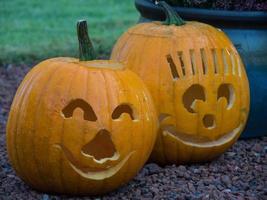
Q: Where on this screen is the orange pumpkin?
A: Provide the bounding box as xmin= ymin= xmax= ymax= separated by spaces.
xmin=111 ymin=1 xmax=250 ymax=165
xmin=6 ymin=20 xmax=157 ymax=195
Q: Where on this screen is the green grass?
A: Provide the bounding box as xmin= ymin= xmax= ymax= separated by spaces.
xmin=0 ymin=0 xmax=138 ymax=64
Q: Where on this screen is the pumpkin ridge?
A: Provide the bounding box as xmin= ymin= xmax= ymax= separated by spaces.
xmin=17 ymin=64 xmax=58 ymax=188
xmin=158 ymin=38 xmax=168 ymax=164
xmin=32 ymin=65 xmax=65 ymax=188
xmin=141 ymin=72 xmax=158 ymax=163
xmin=135 ymin=36 xmax=151 ymax=77
xmin=7 ymin=73 xmax=34 ymax=175
xmin=57 ymin=67 xmax=89 ymax=193
xmin=203 ymin=27 xmax=229 ymax=145
xmin=119 ymin=34 xmax=140 ymax=64
xmin=99 ymin=70 xmax=111 ymax=192
xmin=9 ymin=67 xmax=44 ymax=186
xmin=111 ymin=70 xmax=132 ymax=184
xmin=58 ymin=67 xmax=81 ymax=193
xmin=76 ymin=65 xmax=90 ymax=194
xmin=117 ymin=32 xmax=136 ymax=62
xmin=126 ymin=72 xmax=141 ymax=181
xmin=111 ymin=33 xmax=131 ymax=60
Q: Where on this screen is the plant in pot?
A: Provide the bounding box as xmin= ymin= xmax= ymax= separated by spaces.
xmin=135 ymin=0 xmax=267 ymax=138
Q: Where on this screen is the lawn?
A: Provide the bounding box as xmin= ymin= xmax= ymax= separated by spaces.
xmin=0 ymin=0 xmax=138 ymax=64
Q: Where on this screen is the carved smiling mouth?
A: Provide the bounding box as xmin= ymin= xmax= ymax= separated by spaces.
xmin=55 ymin=144 xmax=135 ymax=180
xmin=162 ymin=123 xmax=243 ymax=148
xmin=54 ymin=129 xmax=135 ymax=180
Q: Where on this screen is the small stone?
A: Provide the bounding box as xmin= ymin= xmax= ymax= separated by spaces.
xmin=151 ymin=186 xmax=159 ymax=194
xmin=177 ymin=165 xmax=187 ymax=172
xmin=188 ymin=183 xmax=196 ymax=193
xmin=221 ymin=175 xmax=231 ymax=188
xmin=7 ymin=174 xmax=16 ymax=178
xmin=254 ymin=152 xmax=260 ymax=157
xmin=192 ymin=168 xmax=200 ymax=174
xmin=129 ymin=188 xmax=141 ymax=197
xmin=216 ymin=184 xmax=224 ymax=191
xmin=211 ymin=189 xmax=220 ymax=199
xmin=252 ymin=143 xmax=263 ymax=153
xmin=6 ymin=64 xmax=13 ymax=71
xmin=202 ymin=194 xmax=210 ymax=200
xmin=145 ymin=163 xmax=161 ymax=175
xmin=42 ymin=194 xmax=49 ymax=200
xmin=184 ymin=172 xmax=191 ymax=180
xmin=223 ymin=189 xmax=232 ymax=193
xmin=226 ymin=152 xmax=236 ymax=157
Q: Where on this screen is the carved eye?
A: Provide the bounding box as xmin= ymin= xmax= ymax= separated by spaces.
xmin=183 ymin=84 xmax=206 ymax=113
xmin=112 ymin=104 xmax=136 ymax=120
xmin=217 ymin=84 xmax=235 ymax=109
xmin=62 ymin=99 xmax=97 ymax=121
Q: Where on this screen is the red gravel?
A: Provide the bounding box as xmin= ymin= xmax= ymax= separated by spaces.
xmin=0 ymin=64 xmax=266 ymax=199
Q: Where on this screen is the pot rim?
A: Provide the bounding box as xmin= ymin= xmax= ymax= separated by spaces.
xmin=135 ymin=0 xmax=267 ymax=23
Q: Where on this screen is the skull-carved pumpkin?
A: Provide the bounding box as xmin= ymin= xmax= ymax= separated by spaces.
xmin=6 ymin=21 xmax=157 ymax=195
xmin=111 ymin=2 xmax=250 ymax=165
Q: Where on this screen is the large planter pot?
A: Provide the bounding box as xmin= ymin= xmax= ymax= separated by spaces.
xmin=135 ymin=0 xmax=267 ymax=138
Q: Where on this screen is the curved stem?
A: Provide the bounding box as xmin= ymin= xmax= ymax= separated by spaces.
xmin=77 ymin=20 xmax=96 ymax=61
xmin=157 ymin=1 xmax=185 ymax=26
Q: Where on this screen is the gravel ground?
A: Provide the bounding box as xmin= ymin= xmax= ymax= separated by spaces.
xmin=0 ymin=64 xmax=267 ymax=200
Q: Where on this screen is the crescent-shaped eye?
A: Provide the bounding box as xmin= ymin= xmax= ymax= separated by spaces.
xmin=62 ymin=99 xmax=97 ymax=121
xmin=112 ymin=104 xmax=136 ymax=120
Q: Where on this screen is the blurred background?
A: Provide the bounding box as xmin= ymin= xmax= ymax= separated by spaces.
xmin=0 ymin=0 xmax=138 ymax=64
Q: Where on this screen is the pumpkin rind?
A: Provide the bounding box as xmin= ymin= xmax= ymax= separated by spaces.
xmin=7 ymin=21 xmax=158 ymax=194
xmin=7 ymin=58 xmax=157 ymax=194
xmin=111 ymin=14 xmax=250 ymax=165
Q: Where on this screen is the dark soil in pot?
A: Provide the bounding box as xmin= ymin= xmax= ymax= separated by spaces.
xmin=164 ymin=0 xmax=267 ymax=11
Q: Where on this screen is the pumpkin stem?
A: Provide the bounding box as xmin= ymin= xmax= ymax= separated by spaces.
xmin=156 ymin=1 xmax=185 ymax=26
xmin=77 ymin=20 xmax=96 ymax=61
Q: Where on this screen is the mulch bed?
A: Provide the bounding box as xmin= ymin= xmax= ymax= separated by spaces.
xmin=0 ymin=64 xmax=266 ymax=199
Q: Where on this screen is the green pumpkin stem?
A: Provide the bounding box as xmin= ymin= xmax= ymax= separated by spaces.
xmin=77 ymin=20 xmax=96 ymax=61
xmin=157 ymin=1 xmax=185 ymax=26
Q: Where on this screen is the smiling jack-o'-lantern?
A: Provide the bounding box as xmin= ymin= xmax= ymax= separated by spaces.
xmin=6 ymin=20 xmax=157 ymax=195
xmin=111 ymin=2 xmax=250 ymax=165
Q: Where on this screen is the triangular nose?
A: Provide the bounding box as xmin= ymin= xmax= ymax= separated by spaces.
xmin=203 ymin=114 xmax=216 ymax=129
xmin=81 ymin=129 xmax=117 ymax=160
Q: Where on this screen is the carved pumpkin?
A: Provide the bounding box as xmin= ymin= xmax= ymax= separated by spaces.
xmin=111 ymin=2 xmax=250 ymax=165
xmin=6 ymin=20 xmax=157 ymax=195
